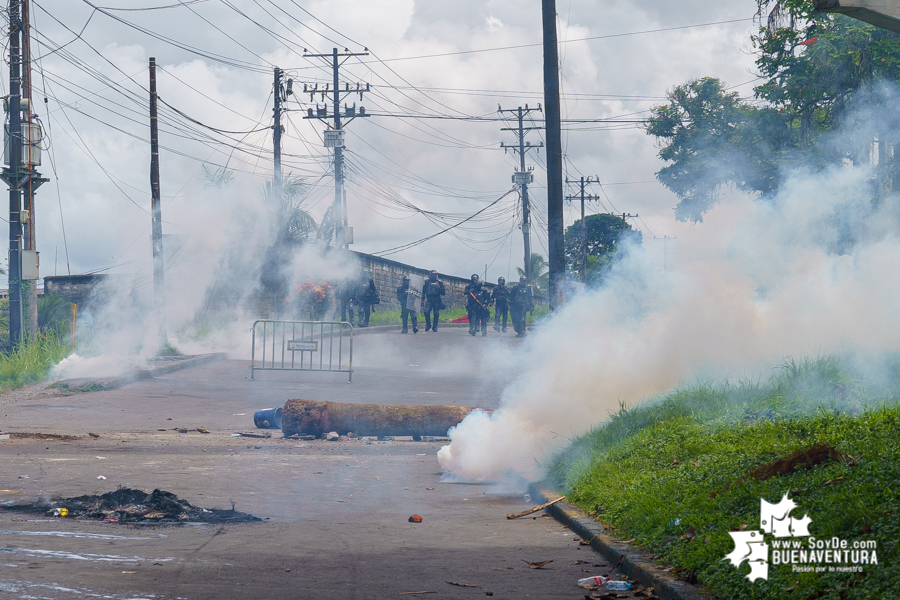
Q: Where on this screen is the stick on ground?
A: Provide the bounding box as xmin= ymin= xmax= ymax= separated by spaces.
xmin=506 ymin=496 xmax=565 ymax=519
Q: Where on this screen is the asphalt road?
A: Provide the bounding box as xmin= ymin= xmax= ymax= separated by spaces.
xmin=0 ymin=328 xmax=638 ymax=599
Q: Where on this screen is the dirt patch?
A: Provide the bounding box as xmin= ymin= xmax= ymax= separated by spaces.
xmin=2 ymin=488 xmax=261 ymax=524
xmin=747 ymin=444 xmax=847 ymax=481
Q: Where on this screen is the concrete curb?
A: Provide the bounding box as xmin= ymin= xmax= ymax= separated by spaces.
xmin=52 ymin=353 xmax=228 ymax=392
xmin=529 ymin=485 xmax=712 ymax=600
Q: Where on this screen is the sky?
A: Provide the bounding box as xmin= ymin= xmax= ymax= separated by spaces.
xmin=10 ymin=0 xmax=763 ymax=286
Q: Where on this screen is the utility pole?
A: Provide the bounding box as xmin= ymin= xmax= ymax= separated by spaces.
xmin=21 ymin=0 xmax=37 ymax=338
xmin=303 ymin=48 xmax=370 ymax=249
xmin=272 ymin=67 xmax=286 ymax=237
xmin=654 ymin=235 xmax=677 ymax=271
xmin=565 ymin=176 xmax=600 ymax=283
xmin=542 ymin=0 xmax=565 ymax=310
xmin=149 ymin=58 xmax=166 ymax=347
xmin=500 ymin=105 xmax=543 ymax=283
xmin=4 ymin=0 xmax=24 ymax=348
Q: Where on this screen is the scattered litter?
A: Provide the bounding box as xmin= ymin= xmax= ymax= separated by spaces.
xmin=416 ymin=453 xmax=426 ymax=456
xmin=824 ymin=476 xmax=845 ymax=485
xmin=233 ymin=432 xmax=271 ymax=439
xmin=17 ymin=476 xmax=27 ymax=480
xmin=1 ymin=488 xmax=261 ymax=524
xmin=96 ymin=456 xmax=106 ymax=460
xmin=232 ymin=413 xmax=246 ymax=416
xmin=399 ymin=592 xmax=437 ymax=596
xmin=408 ymin=514 xmax=423 ymax=523
xmin=88 ymin=432 xmax=100 ymax=438
xmin=578 ymin=575 xmax=610 ymax=588
xmin=419 ymin=436 xmax=450 ymax=442
xmin=254 ymin=408 xmax=283 ymax=429
xmin=523 ymin=560 xmax=553 ymax=569
xmin=382 ymin=436 xmax=414 ymax=441
xmin=0 ymin=490 xmax=23 ymax=494
xmin=166 ymin=418 xmax=172 ymax=420
xmin=0 ymin=434 xmax=9 ymax=440
xmin=446 ymin=581 xmax=479 ymax=588
xmin=196 ymin=427 xmax=210 ymax=434
xmin=425 ymin=487 xmax=434 ymax=491
xmin=325 ymin=431 xmax=340 ymax=441
xmin=51 ymin=508 xmax=69 ymax=517
xmin=507 ymin=496 xmax=565 ymax=519
xmin=668 ymin=518 xmax=681 ymax=527
xmin=121 ymin=571 xmax=137 ymax=574
xmin=282 ymin=434 xmax=316 ymax=440
xmin=605 ymin=580 xmax=632 ymax=591
xmin=97 ymin=476 xmax=107 ymax=480
xmin=158 ymin=429 xmax=167 ymax=432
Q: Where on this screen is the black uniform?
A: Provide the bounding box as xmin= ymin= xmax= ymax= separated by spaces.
xmin=422 ymin=272 xmax=445 ymax=332
xmin=396 ymin=279 xmax=418 ymax=333
xmin=464 ymin=277 xmax=488 ymax=336
xmin=509 ymin=280 xmax=534 ymax=337
xmin=338 ymin=279 xmax=357 ymax=325
xmin=491 ymin=281 xmax=510 ymax=332
xmin=356 ymin=275 xmax=379 ymax=327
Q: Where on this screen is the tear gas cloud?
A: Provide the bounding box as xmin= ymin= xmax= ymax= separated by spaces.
xmin=438 ymin=99 xmax=900 ymax=483
xmin=51 ymin=177 xmax=362 ymax=380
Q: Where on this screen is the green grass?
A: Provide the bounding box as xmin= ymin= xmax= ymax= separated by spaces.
xmin=0 ymin=334 xmax=72 ymax=392
xmin=547 ymin=355 xmax=900 ymax=600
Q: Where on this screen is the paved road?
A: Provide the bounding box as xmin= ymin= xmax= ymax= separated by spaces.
xmin=0 ymin=328 xmax=637 ymax=599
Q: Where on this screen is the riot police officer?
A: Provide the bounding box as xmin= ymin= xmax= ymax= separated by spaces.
xmin=509 ymin=276 xmax=534 ymax=338
xmin=356 ymin=270 xmax=379 ymax=328
xmin=422 ymin=270 xmax=445 ymax=332
xmin=396 ymin=275 xmax=418 ymax=334
xmin=337 ymin=277 xmax=357 ymax=325
xmin=464 ymin=274 xmax=489 ymax=336
xmin=491 ymin=276 xmax=510 ymax=332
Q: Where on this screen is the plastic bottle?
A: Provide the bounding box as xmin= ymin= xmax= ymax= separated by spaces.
xmin=606 ymin=580 xmax=633 ymax=591
xmin=577 ymin=576 xmax=609 ymax=587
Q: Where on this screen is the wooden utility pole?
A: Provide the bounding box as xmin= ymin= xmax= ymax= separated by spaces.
xmin=149 ymin=58 xmax=166 ymax=347
xmin=542 ymin=0 xmax=565 ymax=309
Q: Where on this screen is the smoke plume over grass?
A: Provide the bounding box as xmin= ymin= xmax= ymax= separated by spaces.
xmin=438 ymin=100 xmax=900 ymax=482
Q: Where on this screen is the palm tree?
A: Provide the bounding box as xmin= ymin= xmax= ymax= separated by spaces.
xmin=516 ymin=253 xmax=549 ymax=299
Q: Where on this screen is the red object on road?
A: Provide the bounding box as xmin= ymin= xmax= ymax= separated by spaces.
xmin=408 ymin=514 xmax=423 ymax=523
xmin=450 ymin=315 xmax=469 ymax=323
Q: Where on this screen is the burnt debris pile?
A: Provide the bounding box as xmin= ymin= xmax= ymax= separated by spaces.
xmin=4 ymin=488 xmax=261 ymax=524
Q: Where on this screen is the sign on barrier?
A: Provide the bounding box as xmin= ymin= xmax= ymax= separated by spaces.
xmin=250 ymin=320 xmax=353 ymax=382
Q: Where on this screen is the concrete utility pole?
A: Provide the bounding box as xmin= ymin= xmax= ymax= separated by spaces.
xmin=273 ymin=67 xmax=285 ymax=234
xmin=565 ymin=176 xmax=600 ymax=283
xmin=654 ymin=235 xmax=677 ymax=272
xmin=814 ymin=0 xmax=900 ymax=33
xmin=500 ymin=105 xmax=543 ymax=283
xmin=4 ymin=0 xmax=24 ymax=348
xmin=149 ymin=58 xmax=166 ymax=346
xmin=542 ymin=0 xmax=565 ymax=310
xmin=21 ymin=0 xmax=38 ymax=338
xmin=303 ymin=48 xmax=370 ymax=249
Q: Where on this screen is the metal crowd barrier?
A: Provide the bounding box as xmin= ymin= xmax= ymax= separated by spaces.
xmin=250 ymin=320 xmax=353 ymax=382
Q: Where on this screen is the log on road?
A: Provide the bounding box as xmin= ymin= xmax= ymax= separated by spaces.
xmin=282 ymin=399 xmax=489 ymax=438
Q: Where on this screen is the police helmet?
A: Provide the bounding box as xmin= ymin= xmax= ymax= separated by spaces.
xmin=498 ymin=277 xmax=506 ymax=285
xmin=519 ymin=276 xmax=527 ymax=284
xmin=471 ymin=274 xmax=479 ymax=282
xmin=429 ymin=270 xmax=438 ymax=281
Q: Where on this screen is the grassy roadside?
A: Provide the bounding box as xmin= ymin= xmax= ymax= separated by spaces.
xmin=0 ymin=334 xmax=71 ymax=393
xmin=546 ymin=356 xmax=900 ymax=600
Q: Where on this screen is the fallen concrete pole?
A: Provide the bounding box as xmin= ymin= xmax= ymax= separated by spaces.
xmin=282 ymin=399 xmax=489 ymax=438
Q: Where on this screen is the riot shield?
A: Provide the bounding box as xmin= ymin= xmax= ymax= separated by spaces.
xmin=406 ymin=273 xmax=424 ymax=312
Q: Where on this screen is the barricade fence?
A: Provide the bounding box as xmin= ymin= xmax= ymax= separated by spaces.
xmin=250 ymin=320 xmax=353 ymax=382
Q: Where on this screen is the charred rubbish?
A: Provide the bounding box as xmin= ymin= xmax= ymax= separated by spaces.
xmin=3 ymin=488 xmax=261 ymax=524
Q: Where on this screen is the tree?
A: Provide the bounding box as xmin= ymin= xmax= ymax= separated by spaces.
xmin=645 ymin=78 xmax=790 ymax=221
xmin=646 ymin=3 xmax=900 ymax=221
xmin=516 ymin=253 xmax=549 ymax=299
xmin=564 ymin=213 xmax=641 ymax=283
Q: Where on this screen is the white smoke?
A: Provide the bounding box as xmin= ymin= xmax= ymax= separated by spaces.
xmin=438 ymin=161 xmax=900 ymax=482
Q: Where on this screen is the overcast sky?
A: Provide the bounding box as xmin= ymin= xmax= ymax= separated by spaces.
xmin=12 ymin=0 xmax=762 ymax=285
